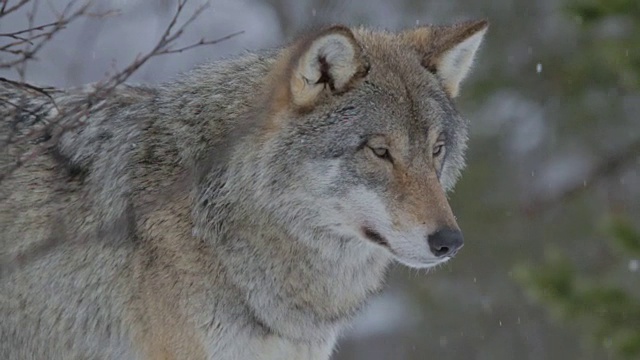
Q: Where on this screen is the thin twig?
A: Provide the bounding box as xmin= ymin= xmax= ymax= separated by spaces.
xmin=0 ymin=0 xmax=31 ymax=18
xmin=0 ymin=21 xmax=59 ymax=37
xmin=0 ymin=77 xmax=59 ymax=102
xmin=160 ymin=31 xmax=244 ymax=55
xmin=0 ymin=0 xmax=97 ymax=70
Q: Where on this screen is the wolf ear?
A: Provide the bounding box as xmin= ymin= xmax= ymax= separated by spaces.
xmin=287 ymin=26 xmax=369 ymax=109
xmin=403 ymin=20 xmax=488 ymax=97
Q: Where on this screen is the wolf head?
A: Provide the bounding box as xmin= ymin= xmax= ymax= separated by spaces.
xmin=213 ymin=21 xmax=487 ymax=270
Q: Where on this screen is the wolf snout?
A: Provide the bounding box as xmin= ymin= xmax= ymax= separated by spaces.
xmin=427 ymin=228 xmax=464 ymax=257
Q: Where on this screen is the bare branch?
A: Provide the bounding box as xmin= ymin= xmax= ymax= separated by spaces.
xmin=524 ymin=139 xmax=640 ymax=215
xmin=82 ymin=1 xmax=240 ymax=95
xmin=1 ymin=0 xmax=242 ymax=182
xmin=0 ymin=0 xmax=31 ymax=18
xmin=0 ymin=76 xmax=58 ymax=101
xmin=0 ymin=21 xmax=59 ymax=37
xmin=159 ymin=31 xmax=244 ymax=55
xmin=0 ymin=0 xmax=114 ymax=71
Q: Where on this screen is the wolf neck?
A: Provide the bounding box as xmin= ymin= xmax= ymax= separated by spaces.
xmin=205 ymin=197 xmax=392 ymax=343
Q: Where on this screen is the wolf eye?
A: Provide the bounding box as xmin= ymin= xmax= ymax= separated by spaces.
xmin=433 ymin=143 xmax=445 ymax=157
xmin=369 ymin=146 xmax=391 ymax=161
xmin=372 ymin=147 xmax=388 ymax=158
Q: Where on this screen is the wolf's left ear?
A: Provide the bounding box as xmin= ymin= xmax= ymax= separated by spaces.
xmin=403 ymin=20 xmax=488 ymax=97
xmin=286 ymin=26 xmax=369 ymax=109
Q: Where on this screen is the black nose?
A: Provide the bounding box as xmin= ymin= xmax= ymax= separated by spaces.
xmin=427 ymin=228 xmax=464 ymax=257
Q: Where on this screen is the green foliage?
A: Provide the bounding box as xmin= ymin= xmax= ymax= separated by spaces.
xmin=568 ymin=0 xmax=640 ymax=23
xmin=608 ymin=218 xmax=640 ymax=257
xmin=516 ymin=0 xmax=640 ymax=357
xmin=516 ymin=219 xmax=640 ymax=358
xmin=565 ymin=0 xmax=640 ymax=92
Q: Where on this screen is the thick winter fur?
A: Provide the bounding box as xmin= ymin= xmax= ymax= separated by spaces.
xmin=0 ymin=20 xmax=488 ymax=359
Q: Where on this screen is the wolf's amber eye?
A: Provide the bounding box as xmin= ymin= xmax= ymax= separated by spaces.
xmin=372 ymin=147 xmax=389 ymax=158
xmin=433 ymin=143 xmax=445 ymax=157
xmin=369 ymin=146 xmax=392 ymax=162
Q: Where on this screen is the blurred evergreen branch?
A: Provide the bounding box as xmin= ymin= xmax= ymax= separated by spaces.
xmin=568 ymin=0 xmax=640 ymax=23
xmin=518 ymin=0 xmax=640 ymax=358
xmin=567 ymin=0 xmax=640 ymax=90
xmin=607 ymin=218 xmax=640 ymax=258
xmin=515 ymin=218 xmax=640 ymax=358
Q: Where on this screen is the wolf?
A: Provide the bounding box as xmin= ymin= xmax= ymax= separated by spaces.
xmin=0 ymin=19 xmax=488 ymax=359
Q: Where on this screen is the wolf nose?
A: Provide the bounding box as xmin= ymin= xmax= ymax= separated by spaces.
xmin=427 ymin=228 xmax=464 ymax=257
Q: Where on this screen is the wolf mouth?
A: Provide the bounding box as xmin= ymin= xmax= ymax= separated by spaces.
xmin=362 ymin=227 xmax=390 ymax=248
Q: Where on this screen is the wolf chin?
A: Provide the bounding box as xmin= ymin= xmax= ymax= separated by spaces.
xmin=0 ymin=20 xmax=488 ymax=359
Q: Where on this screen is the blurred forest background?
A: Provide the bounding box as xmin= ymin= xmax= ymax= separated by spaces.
xmin=1 ymin=0 xmax=638 ymax=359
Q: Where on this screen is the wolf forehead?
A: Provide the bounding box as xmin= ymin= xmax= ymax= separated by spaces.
xmin=289 ymin=28 xmax=467 ymax=140
xmin=352 ymin=28 xmax=446 ymax=93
